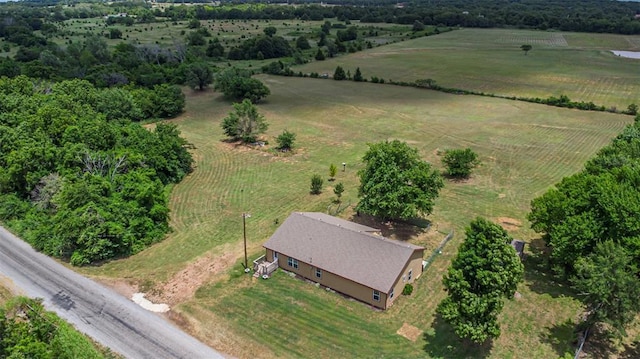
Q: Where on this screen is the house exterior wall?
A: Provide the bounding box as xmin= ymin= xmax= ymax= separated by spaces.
xmin=386 ymin=249 xmax=424 ymax=309
xmin=271 ymin=251 xmax=389 ymax=309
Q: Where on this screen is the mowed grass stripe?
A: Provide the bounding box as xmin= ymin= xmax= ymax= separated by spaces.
xmin=295 ymin=28 xmax=640 ymax=108
xmin=211 ymin=273 xmax=415 ymax=358
xmin=81 ymin=77 xmax=632 ymax=358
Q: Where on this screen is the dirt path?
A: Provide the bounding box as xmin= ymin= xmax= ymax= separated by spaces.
xmin=150 ymin=245 xmax=242 ymax=306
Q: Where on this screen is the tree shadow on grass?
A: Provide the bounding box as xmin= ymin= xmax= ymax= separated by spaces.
xmin=423 ymin=315 xmax=492 ymax=359
xmin=540 ymin=319 xmax=579 ymax=357
xmin=618 ymin=341 xmax=640 ymax=358
xmin=348 ymin=213 xmax=429 ymax=241
xmin=578 ymin=325 xmax=638 ymax=359
xmin=523 ymin=238 xmax=576 ymax=299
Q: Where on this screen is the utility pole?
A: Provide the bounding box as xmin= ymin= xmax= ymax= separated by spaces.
xmin=243 ymin=213 xmax=251 ymax=269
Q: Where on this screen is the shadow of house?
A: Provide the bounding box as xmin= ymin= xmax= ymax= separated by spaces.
xmin=423 ymin=315 xmax=493 ymax=359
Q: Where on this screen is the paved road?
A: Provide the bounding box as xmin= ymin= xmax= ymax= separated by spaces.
xmin=0 ymin=226 xmax=226 ymax=359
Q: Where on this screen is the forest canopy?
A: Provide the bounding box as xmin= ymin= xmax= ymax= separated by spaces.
xmin=0 ymin=76 xmax=193 ymax=265
xmin=528 ymin=118 xmax=640 ymax=275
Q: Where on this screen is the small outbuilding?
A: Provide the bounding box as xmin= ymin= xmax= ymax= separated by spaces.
xmin=260 ymin=212 xmax=424 ymax=310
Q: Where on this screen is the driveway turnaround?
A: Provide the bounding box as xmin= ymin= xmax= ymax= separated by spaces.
xmin=0 ymin=226 xmax=226 ymax=359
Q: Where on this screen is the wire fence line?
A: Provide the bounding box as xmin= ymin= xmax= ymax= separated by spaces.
xmin=327 ymin=201 xmax=351 ymax=216
xmin=574 ymin=326 xmax=590 ymax=359
xmin=423 ymin=230 xmax=454 ymax=271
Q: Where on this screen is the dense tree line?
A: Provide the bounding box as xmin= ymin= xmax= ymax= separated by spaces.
xmin=160 ymin=0 xmax=640 ymax=35
xmin=528 ymin=118 xmax=640 ymax=337
xmin=0 ymin=76 xmax=193 ymax=265
xmin=1 ymin=297 xmax=113 ymax=358
xmin=0 ymin=31 xmax=219 ymax=89
xmin=528 ymin=118 xmax=640 ymax=275
xmin=3 ymin=0 xmax=639 ymax=48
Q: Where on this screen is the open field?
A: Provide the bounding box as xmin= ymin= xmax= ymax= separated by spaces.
xmin=80 ymin=75 xmax=634 ymax=357
xmin=295 ymin=28 xmax=640 ymax=110
xmin=48 ymin=17 xmax=412 ymax=54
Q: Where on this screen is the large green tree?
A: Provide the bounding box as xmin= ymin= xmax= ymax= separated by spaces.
xmin=186 ymin=62 xmax=214 ymax=91
xmin=356 ymin=140 xmax=443 ymax=220
xmin=438 ymin=218 xmax=524 ymax=343
xmin=214 ymin=68 xmax=270 ymax=103
xmin=333 ymin=66 xmax=346 ymax=80
xmin=221 ymin=99 xmax=269 ymax=143
xmin=572 ymin=241 xmax=640 ymax=337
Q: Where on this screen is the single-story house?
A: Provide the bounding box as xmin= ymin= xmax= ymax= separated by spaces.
xmin=261 ymin=212 xmax=424 ymax=310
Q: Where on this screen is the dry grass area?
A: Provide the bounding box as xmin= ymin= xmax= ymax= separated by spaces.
xmin=398 ymin=322 xmax=423 ymax=342
xmin=0 ymin=281 xmax=13 ymax=305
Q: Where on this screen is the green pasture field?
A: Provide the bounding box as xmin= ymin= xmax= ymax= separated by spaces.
xmin=80 ymin=76 xmax=635 ymax=358
xmin=295 ymin=28 xmax=640 ymax=110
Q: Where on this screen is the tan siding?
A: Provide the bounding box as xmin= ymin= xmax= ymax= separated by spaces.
xmin=386 ymin=249 xmax=424 ymax=308
xmin=278 ymin=254 xmax=389 ymax=309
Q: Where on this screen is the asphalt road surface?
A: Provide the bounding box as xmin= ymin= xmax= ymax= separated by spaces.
xmin=0 ymin=225 xmax=226 ymax=359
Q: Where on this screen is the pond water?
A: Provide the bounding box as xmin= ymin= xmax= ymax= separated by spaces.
xmin=611 ymin=50 xmax=640 ymax=59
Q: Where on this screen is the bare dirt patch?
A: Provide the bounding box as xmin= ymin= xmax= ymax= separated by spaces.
xmin=149 ymin=249 xmax=238 ymax=306
xmin=93 ymin=277 xmax=138 ymax=299
xmin=397 ymin=322 xmax=422 ymax=342
xmin=497 ymin=217 xmax=522 ymax=231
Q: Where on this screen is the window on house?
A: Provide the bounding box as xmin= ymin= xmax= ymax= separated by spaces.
xmin=408 ymin=269 xmax=413 ymax=281
xmin=390 ymin=288 xmax=394 ymax=299
xmin=373 ymin=290 xmax=380 ymax=302
xmin=287 ymin=257 xmax=298 ymax=269
xmin=315 ymin=268 xmax=322 ymax=278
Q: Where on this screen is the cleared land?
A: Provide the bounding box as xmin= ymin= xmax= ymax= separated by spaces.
xmin=81 ymin=75 xmax=634 ymax=358
xmin=295 ymin=28 xmax=640 ymax=110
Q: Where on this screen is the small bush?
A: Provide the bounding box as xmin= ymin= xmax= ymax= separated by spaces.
xmin=310 ymin=174 xmax=323 ymax=194
xmin=403 ymin=284 xmax=413 ymax=296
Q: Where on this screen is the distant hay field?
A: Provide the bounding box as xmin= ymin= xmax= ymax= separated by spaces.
xmin=295 ymin=28 xmax=640 ymax=109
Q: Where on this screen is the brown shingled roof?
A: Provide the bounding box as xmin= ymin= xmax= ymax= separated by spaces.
xmin=263 ymin=212 xmax=424 ymax=293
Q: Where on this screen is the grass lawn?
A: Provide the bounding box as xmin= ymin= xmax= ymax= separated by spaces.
xmin=81 ymin=75 xmax=632 ymax=358
xmin=294 ymin=28 xmax=640 ymax=110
